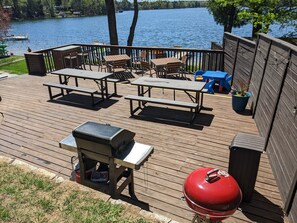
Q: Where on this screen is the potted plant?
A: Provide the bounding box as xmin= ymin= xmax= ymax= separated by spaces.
xmin=231 ymin=79 xmax=251 ymax=112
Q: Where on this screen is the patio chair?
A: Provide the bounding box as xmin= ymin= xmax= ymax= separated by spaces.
xmin=132 ymin=51 xmax=147 ymax=71
xmin=63 ymin=52 xmax=79 ymax=68
xmin=165 ymin=62 xmax=183 ymax=79
xmin=180 ymin=55 xmax=188 ymax=78
xmin=77 ymin=50 xmax=91 ymax=70
xmin=95 ymin=55 xmax=108 ymax=72
xmin=140 ymin=61 xmax=155 ymax=77
xmin=108 ymin=59 xmax=128 ymax=78
xmin=194 ymin=70 xmax=205 ymax=81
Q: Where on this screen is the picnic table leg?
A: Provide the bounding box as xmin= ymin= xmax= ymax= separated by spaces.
xmin=104 ymin=79 xmax=108 ymax=99
xmin=197 ymin=92 xmax=202 ymax=111
xmin=100 ymin=79 xmax=104 ymax=100
xmin=75 ymin=77 xmax=78 ymax=87
xmin=137 ymin=86 xmax=141 ymax=108
xmin=59 ymin=75 xmax=63 ymax=84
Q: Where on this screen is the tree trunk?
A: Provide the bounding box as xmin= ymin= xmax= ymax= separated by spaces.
xmin=252 ymin=23 xmax=262 ymax=38
xmin=127 ymin=0 xmax=138 ymax=47
xmin=251 ymin=4 xmax=262 ymax=38
xmin=224 ymin=5 xmax=236 ymax=33
xmin=105 ymin=0 xmax=118 ymax=48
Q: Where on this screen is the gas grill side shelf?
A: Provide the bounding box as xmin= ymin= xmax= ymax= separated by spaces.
xmin=59 ymin=134 xmax=154 ymax=170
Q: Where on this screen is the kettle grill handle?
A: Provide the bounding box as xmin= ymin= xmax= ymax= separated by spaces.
xmin=205 ymin=168 xmax=219 ymax=182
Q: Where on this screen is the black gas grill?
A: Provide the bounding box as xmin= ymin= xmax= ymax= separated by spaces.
xmin=73 ymin=122 xmax=136 ymax=157
xmin=60 ymin=121 xmax=154 ymax=198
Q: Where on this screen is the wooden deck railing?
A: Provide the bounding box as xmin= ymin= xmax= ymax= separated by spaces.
xmin=27 ymin=44 xmax=224 ymax=75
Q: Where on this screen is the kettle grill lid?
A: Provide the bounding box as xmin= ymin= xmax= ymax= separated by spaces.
xmin=183 ymin=167 xmax=242 ymax=212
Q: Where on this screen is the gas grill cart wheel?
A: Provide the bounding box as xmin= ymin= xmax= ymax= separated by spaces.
xmin=59 ymin=121 xmax=154 ymax=199
xmin=183 ymin=167 xmax=242 ymax=223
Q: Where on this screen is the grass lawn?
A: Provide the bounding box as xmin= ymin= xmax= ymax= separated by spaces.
xmin=0 ymin=56 xmax=28 ymax=75
xmin=0 ymin=162 xmax=150 ymax=223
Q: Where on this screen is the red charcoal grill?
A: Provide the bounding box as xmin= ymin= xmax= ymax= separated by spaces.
xmin=183 ymin=167 xmax=242 ymax=223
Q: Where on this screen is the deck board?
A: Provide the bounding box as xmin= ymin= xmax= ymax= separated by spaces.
xmin=0 ymin=73 xmax=287 ymax=223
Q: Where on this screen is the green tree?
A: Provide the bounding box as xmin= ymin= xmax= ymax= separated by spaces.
xmin=116 ymin=0 xmax=131 ymax=10
xmin=26 ymin=0 xmax=44 ymax=18
xmin=208 ymin=0 xmax=247 ymax=33
xmin=270 ymin=0 xmax=297 ymax=38
xmin=239 ymin=0 xmax=281 ymax=37
xmin=44 ymin=0 xmax=55 ymax=17
xmin=11 ymin=0 xmax=22 ymax=18
xmin=208 ymin=0 xmax=296 ymax=38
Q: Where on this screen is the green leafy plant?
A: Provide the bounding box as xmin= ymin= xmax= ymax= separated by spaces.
xmin=231 ymin=78 xmax=250 ymax=97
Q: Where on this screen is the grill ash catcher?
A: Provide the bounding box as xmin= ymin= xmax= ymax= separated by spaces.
xmin=59 ymin=121 xmax=154 ymax=199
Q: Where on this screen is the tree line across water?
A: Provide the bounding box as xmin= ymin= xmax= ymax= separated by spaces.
xmin=0 ymin=0 xmax=208 ymax=20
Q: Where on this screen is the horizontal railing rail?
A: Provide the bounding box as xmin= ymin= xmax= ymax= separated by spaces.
xmin=32 ymin=44 xmax=224 ymax=74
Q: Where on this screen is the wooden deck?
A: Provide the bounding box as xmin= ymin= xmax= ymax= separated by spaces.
xmin=0 ymin=73 xmax=286 ymax=223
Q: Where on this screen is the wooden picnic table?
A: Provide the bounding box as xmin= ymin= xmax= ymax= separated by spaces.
xmin=126 ymin=77 xmax=206 ymax=122
xmin=51 ymin=68 xmax=113 ymax=101
xmin=103 ymin=54 xmax=131 ymax=63
xmin=103 ymin=54 xmax=132 ymax=72
xmin=150 ymin=57 xmax=181 ymax=77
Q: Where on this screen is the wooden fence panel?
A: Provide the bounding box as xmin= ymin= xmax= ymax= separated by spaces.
xmin=223 ymin=32 xmax=256 ymax=90
xmin=232 ymin=40 xmax=255 ymax=91
xmin=226 ymin=33 xmax=297 ymax=221
xmin=249 ymin=37 xmax=271 ymax=111
xmin=266 ymin=49 xmax=297 ymax=220
xmin=223 ymin=33 xmax=237 ymax=76
xmin=254 ymin=40 xmax=291 ymax=139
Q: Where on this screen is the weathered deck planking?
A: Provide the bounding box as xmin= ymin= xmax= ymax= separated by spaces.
xmin=0 ymin=74 xmax=287 ymax=223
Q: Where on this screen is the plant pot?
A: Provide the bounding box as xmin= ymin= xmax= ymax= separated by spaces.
xmin=232 ymin=92 xmax=251 ymax=112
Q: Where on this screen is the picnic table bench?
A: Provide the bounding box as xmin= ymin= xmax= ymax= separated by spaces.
xmin=44 ymin=68 xmax=116 ymax=105
xmin=125 ymin=95 xmax=199 ymax=121
xmin=43 ymin=82 xmax=99 ymax=105
xmin=126 ymin=77 xmax=206 ymax=123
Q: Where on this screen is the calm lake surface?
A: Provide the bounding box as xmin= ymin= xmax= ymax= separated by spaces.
xmin=6 ymin=8 xmax=294 ymax=55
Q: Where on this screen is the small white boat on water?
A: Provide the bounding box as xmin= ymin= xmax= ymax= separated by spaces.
xmin=4 ymin=33 xmax=29 ymax=41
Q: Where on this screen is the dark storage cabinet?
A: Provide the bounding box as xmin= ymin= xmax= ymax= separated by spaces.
xmin=53 ymin=45 xmax=81 ymax=70
xmin=228 ymin=133 xmax=265 ymax=202
xmin=25 ymin=53 xmax=47 ymax=76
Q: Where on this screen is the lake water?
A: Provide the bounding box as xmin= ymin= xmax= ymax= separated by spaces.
xmin=6 ymin=8 xmax=294 ymax=55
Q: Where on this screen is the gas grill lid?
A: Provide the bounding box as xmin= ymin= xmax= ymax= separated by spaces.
xmin=72 ymin=122 xmax=135 ymax=151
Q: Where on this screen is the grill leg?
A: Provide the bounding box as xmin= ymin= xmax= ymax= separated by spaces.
xmin=109 ymin=161 xmax=117 ymax=198
xmin=128 ymin=169 xmax=136 ymax=199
